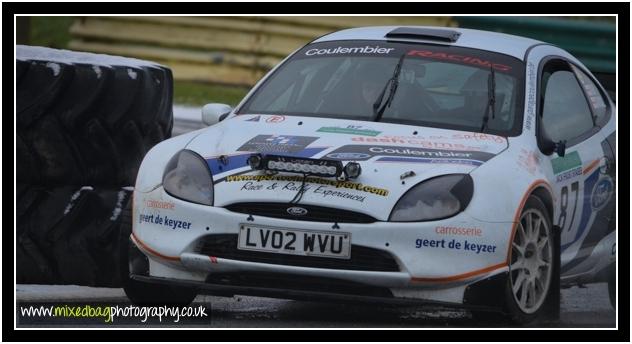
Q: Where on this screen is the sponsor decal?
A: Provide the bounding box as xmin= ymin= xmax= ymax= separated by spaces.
xmin=372 ymin=146 xmax=474 ymax=158
xmin=551 ymin=151 xmax=582 ymax=183
xmin=561 ymin=169 xmax=599 ymax=251
xmin=591 ymin=178 xmax=613 ymax=210
xmin=407 ymin=50 xmax=512 ymax=72
xmin=326 ymin=152 xmax=372 ymax=160
xmin=327 ymin=145 xmax=495 ymax=164
xmin=265 ymin=115 xmax=285 ymax=123
xmin=237 ymin=181 xmax=369 ymax=202
xmin=312 ymin=185 xmax=367 ymax=202
xmin=350 ymin=136 xmax=482 ymax=151
xmin=376 ymin=156 xmax=482 ymax=166
xmin=517 ymin=148 xmax=541 ymax=176
xmin=287 ymin=206 xmax=308 ymax=216
xmin=305 ymin=46 xmax=395 ymax=56
xmin=561 ymin=168 xmax=615 ymax=271
xmin=138 ymin=213 xmax=191 ymax=230
xmin=144 ymin=199 xmax=175 ymax=210
xmin=237 ymin=135 xmax=318 ymax=154
xmin=240 ymin=182 xmax=265 ymax=191
xmin=318 ymin=126 xmax=381 ymax=137
xmin=435 ymin=226 xmax=483 ymax=237
xmin=415 ymin=238 xmax=497 ymax=254
xmin=225 ymin=174 xmax=389 ymax=198
xmin=525 ymin=61 xmax=536 ymax=131
xmin=450 ymin=133 xmax=505 ymax=144
xmin=245 ymin=115 xmax=261 ymax=122
xmin=571 ymin=65 xmax=607 ymax=112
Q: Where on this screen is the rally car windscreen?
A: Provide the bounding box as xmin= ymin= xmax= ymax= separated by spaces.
xmin=238 ymin=40 xmax=526 ymax=136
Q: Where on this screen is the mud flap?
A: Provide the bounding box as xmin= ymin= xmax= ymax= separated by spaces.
xmin=543 ymin=225 xmax=561 ymax=321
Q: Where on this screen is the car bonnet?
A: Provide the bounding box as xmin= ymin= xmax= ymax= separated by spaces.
xmin=185 ymin=114 xmax=508 ymax=220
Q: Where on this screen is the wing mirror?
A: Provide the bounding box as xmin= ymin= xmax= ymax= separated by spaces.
xmin=202 ymin=103 xmax=232 ymax=126
xmin=539 ymin=125 xmax=566 ymax=157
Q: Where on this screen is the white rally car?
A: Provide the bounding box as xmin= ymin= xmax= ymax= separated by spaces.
xmin=121 ymin=26 xmax=616 ymax=324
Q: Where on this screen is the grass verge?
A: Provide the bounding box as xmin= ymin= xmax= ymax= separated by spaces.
xmin=174 ymin=81 xmax=249 ymax=107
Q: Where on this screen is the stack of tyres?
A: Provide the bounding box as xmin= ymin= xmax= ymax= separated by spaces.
xmin=16 ymin=46 xmax=173 ymax=287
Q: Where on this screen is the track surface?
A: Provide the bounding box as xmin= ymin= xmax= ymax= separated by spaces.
xmin=16 ymin=283 xmax=615 ymax=327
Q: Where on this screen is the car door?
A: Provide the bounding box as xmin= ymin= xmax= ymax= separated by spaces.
xmin=563 ymin=63 xmax=617 ymax=277
xmin=536 ymin=58 xmax=611 ymax=277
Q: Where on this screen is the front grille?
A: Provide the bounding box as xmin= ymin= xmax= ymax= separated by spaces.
xmin=197 ymin=234 xmax=400 ymax=272
xmin=225 ymin=202 xmax=377 ymax=224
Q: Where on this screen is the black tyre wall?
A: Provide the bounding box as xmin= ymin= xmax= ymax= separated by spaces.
xmin=16 ymin=48 xmax=173 ymax=186
xmin=16 ymin=184 xmax=133 ymax=286
xmin=16 ymin=46 xmax=173 ymax=286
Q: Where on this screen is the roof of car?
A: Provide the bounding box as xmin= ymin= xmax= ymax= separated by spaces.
xmin=313 ymin=26 xmax=547 ymax=60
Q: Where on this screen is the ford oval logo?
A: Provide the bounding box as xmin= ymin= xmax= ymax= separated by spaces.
xmin=591 ymin=178 xmax=613 ymax=210
xmin=287 ymin=206 xmax=308 ymax=216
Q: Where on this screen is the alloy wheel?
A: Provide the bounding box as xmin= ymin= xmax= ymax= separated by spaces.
xmin=510 ymin=208 xmax=553 ymax=314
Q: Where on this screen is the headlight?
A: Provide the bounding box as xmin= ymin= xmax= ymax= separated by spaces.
xmin=389 ymin=174 xmax=473 ymax=222
xmin=162 ymin=150 xmax=213 ymax=205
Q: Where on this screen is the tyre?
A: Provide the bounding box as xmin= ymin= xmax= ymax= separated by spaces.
xmin=119 ymin=201 xmax=198 ymax=306
xmin=16 ymin=45 xmax=173 ymax=186
xmin=16 ymin=185 xmax=133 ymax=286
xmin=503 ymin=195 xmax=559 ymax=325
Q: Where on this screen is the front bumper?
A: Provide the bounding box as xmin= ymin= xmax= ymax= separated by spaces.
xmin=132 ymin=187 xmax=514 ymax=305
xmin=129 ymin=239 xmax=507 ymax=311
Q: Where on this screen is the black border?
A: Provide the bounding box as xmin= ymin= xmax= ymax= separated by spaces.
xmin=5 ymin=1 xmax=630 ymax=342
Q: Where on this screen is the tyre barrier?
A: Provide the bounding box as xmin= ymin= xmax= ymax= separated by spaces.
xmin=16 ymin=46 xmax=173 ymax=286
xmin=16 ymin=45 xmax=173 ymax=186
xmin=16 ymin=185 xmax=133 ymax=286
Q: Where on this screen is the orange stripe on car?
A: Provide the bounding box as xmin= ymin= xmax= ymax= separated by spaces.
xmin=505 ymin=179 xmax=553 ymax=264
xmin=583 ymin=159 xmax=600 ymax=175
xmin=131 ymin=232 xmax=181 ymax=261
xmin=410 ymin=262 xmax=507 ymax=283
xmin=412 ymin=180 xmax=552 ymax=284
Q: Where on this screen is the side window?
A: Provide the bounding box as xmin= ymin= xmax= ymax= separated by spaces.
xmin=570 ymin=65 xmax=609 ymax=124
xmin=541 ymin=65 xmax=594 ymax=143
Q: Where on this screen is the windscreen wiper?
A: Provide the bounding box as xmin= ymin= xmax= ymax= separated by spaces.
xmin=373 ymin=52 xmax=407 ymax=122
xmin=480 ymin=65 xmax=496 ymax=132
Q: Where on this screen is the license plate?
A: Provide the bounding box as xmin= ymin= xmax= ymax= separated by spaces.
xmin=238 ymin=224 xmax=351 ymax=259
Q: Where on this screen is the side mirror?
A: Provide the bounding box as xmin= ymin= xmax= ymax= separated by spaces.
xmin=202 ymin=103 xmax=232 ymax=126
xmin=555 ymin=140 xmax=566 ymax=157
xmin=539 ymin=125 xmax=566 ymax=157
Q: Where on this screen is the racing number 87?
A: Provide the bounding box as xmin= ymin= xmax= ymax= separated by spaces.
xmin=558 ymin=181 xmax=580 ymax=232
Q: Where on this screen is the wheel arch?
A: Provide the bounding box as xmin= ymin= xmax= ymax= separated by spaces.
xmin=506 ymin=179 xmax=554 ymax=264
xmin=530 ymin=186 xmax=554 ymax=224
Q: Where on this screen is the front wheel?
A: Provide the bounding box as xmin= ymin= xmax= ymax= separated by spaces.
xmin=504 ymin=195 xmax=559 ymax=324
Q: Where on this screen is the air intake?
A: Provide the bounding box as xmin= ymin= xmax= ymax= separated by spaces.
xmin=385 ymin=27 xmax=461 ymax=43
